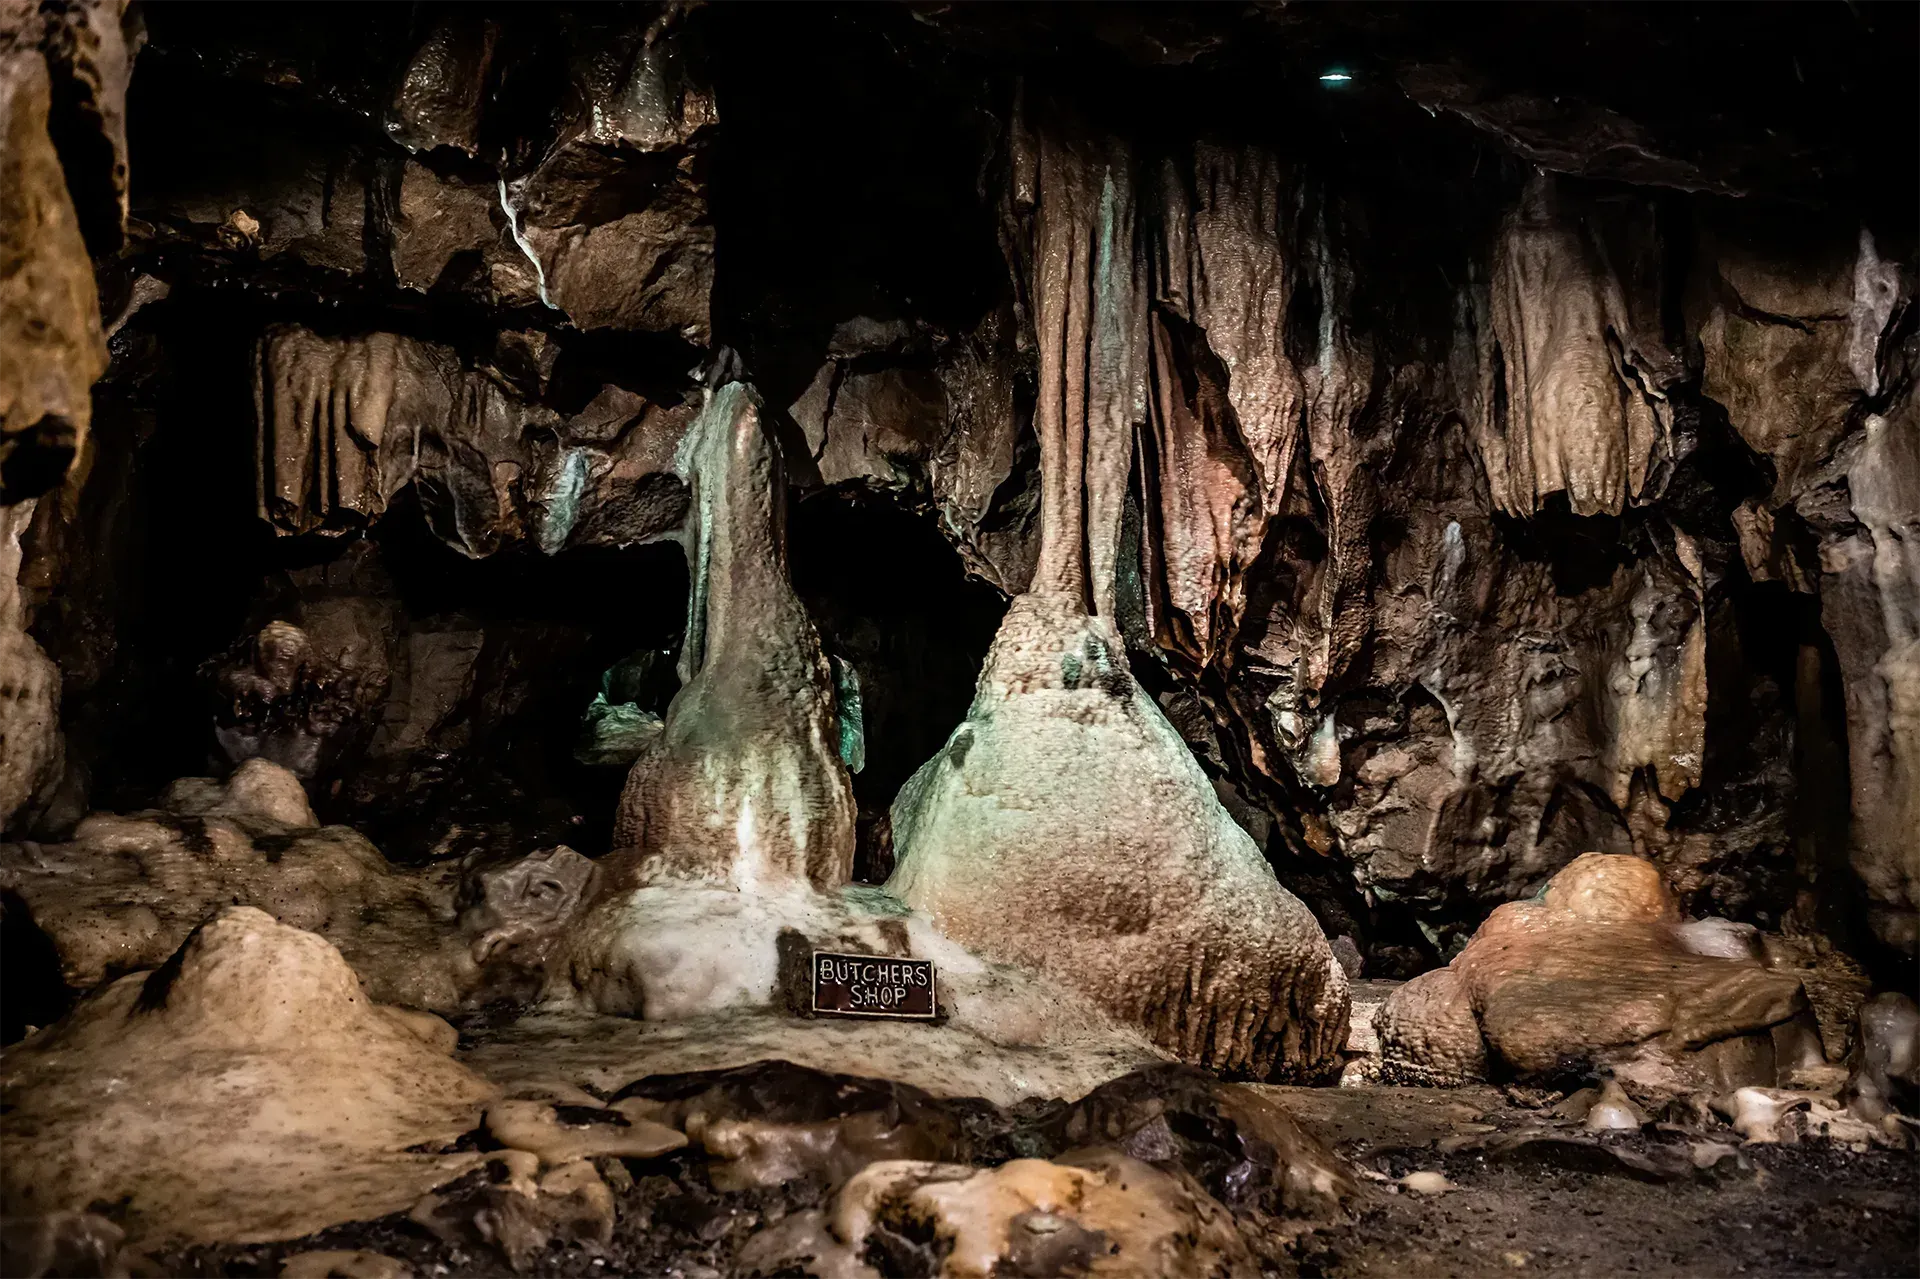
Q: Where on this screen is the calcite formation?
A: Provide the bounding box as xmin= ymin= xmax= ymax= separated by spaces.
xmin=0 ymin=907 xmax=493 ymax=1245
xmin=747 ymin=1153 xmax=1260 ymax=1279
xmin=612 ymin=381 xmax=855 ymax=889
xmin=0 ymin=0 xmax=133 ymax=503
xmin=254 ymin=324 xmax=694 ymax=555
xmin=891 ymin=594 xmax=1349 ymax=1079
xmin=1375 ymin=854 xmax=1850 ymax=1092
xmin=1472 ymin=173 xmax=1679 ymax=518
xmin=0 ymin=501 xmax=60 ymax=828
xmin=0 ymin=11 xmax=1916 ymax=1270
xmin=889 ymin=105 xmax=1349 ymax=1081
xmin=0 ymin=760 xmax=477 ymax=1011
xmin=722 ymin=1060 xmax=1352 ymax=1278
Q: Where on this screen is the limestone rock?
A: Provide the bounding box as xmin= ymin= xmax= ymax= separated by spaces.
xmin=209 ymin=620 xmax=388 ymax=780
xmin=1472 ymin=172 xmax=1677 ymax=518
xmin=0 ymin=907 xmax=493 ymax=1245
xmin=1377 ymin=854 xmax=1815 ymax=1092
xmin=254 ymin=324 xmax=694 ymax=556
xmin=497 ymin=9 xmax=715 ymax=341
xmin=727 ymin=1060 xmax=1352 ymax=1278
xmin=1809 ymin=407 xmax=1920 ymax=954
xmin=1698 ymin=221 xmax=1872 ymax=502
xmin=549 ymin=876 xmax=1158 ymax=1078
xmin=890 ymin=592 xmax=1349 ymax=1080
xmin=612 ymin=382 xmax=855 ymax=888
xmin=1845 ymin=992 xmax=1920 ymax=1123
xmin=0 ymin=28 xmax=107 ymax=502
xmin=0 ymin=763 xmax=476 ymax=1011
xmin=744 ymin=1153 xmax=1257 ymax=1279
xmin=0 ymin=501 xmax=61 ymax=829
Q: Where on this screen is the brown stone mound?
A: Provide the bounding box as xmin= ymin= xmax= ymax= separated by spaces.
xmin=0 ymin=907 xmax=494 ymax=1245
xmin=1377 ymin=853 xmax=1817 ymax=1092
xmin=888 ymin=591 xmax=1349 ymax=1081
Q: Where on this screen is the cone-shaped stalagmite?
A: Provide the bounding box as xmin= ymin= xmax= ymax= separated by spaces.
xmin=612 ymin=381 xmax=855 ymax=890
xmin=887 ymin=106 xmax=1348 ymax=1081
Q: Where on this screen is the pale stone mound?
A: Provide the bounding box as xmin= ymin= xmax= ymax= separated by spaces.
xmin=0 ymin=907 xmax=493 ymax=1246
xmin=1377 ymin=854 xmax=1821 ymax=1093
xmin=887 ymin=592 xmax=1349 ymax=1081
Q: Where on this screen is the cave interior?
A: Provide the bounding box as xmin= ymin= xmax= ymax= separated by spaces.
xmin=0 ymin=3 xmax=1916 ymax=1276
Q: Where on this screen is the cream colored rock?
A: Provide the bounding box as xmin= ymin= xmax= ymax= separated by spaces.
xmin=165 ymin=756 xmax=319 ymax=828
xmin=280 ymin=1251 xmax=411 ymax=1279
xmin=1584 ymin=1080 xmax=1648 ymax=1131
xmin=484 ymin=1098 xmax=685 ymax=1167
xmin=0 ymin=908 xmax=493 ymax=1245
xmin=535 ymin=877 xmax=1167 ymax=1104
xmin=0 ymin=770 xmax=473 ymax=1010
xmin=742 ymin=1153 xmax=1256 ymax=1279
xmin=1474 ymin=172 xmax=1676 ymax=517
xmin=1379 ymin=854 xmax=1810 ymax=1092
xmin=612 ymin=382 xmax=854 ymax=889
xmin=0 ymin=500 xmax=60 ymax=829
xmin=1715 ymin=1087 xmax=1815 ymax=1144
xmin=0 ymin=34 xmax=108 ymax=502
xmin=889 ymin=592 xmax=1348 ymax=1080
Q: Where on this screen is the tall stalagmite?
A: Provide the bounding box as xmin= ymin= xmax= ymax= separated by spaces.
xmin=612 ymin=381 xmax=855 ymax=890
xmin=889 ymin=102 xmax=1350 ymax=1080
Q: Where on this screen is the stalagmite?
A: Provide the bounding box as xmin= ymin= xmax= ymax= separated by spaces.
xmin=889 ymin=106 xmax=1349 ymax=1081
xmin=1823 ymin=407 xmax=1920 ymax=954
xmin=611 ymin=381 xmax=855 ymax=889
xmin=0 ymin=908 xmax=493 ymax=1246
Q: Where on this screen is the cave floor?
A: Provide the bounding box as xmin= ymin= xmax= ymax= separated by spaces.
xmin=1285 ymin=1086 xmax=1916 ymax=1279
xmin=145 ymin=1082 xmax=1916 ymax=1279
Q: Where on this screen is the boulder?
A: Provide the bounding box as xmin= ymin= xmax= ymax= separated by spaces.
xmin=1376 ymin=853 xmax=1825 ymax=1093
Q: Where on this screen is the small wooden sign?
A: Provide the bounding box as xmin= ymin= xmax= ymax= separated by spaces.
xmin=811 ymin=951 xmax=937 ymax=1020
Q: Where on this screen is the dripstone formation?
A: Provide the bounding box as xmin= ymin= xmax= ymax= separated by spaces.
xmin=0 ymin=3 xmax=1916 ymax=1275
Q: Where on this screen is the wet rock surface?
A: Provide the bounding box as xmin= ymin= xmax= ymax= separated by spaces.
xmin=4 ymin=0 xmax=1912 ymax=988
xmin=890 ymin=592 xmax=1350 ymax=1081
xmin=0 ymin=907 xmax=493 ymax=1248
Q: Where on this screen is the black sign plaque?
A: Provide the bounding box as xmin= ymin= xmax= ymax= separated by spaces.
xmin=811 ymin=951 xmax=937 ymax=1019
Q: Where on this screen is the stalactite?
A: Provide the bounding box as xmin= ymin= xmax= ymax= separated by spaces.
xmin=1474 ymin=172 xmax=1678 ymax=517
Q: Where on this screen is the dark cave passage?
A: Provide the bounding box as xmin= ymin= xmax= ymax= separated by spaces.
xmin=791 ymin=492 xmax=1008 ymax=882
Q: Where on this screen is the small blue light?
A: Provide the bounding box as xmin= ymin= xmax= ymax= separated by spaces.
xmin=1320 ymin=71 xmax=1352 ymax=83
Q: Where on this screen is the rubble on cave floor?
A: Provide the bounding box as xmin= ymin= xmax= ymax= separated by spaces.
xmin=2 ymin=874 xmax=1913 ymax=1278
xmin=100 ymin=1071 xmax=1920 ymax=1279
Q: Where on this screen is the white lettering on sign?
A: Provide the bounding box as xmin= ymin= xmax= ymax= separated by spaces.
xmin=810 ymin=951 xmax=937 ymax=1019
